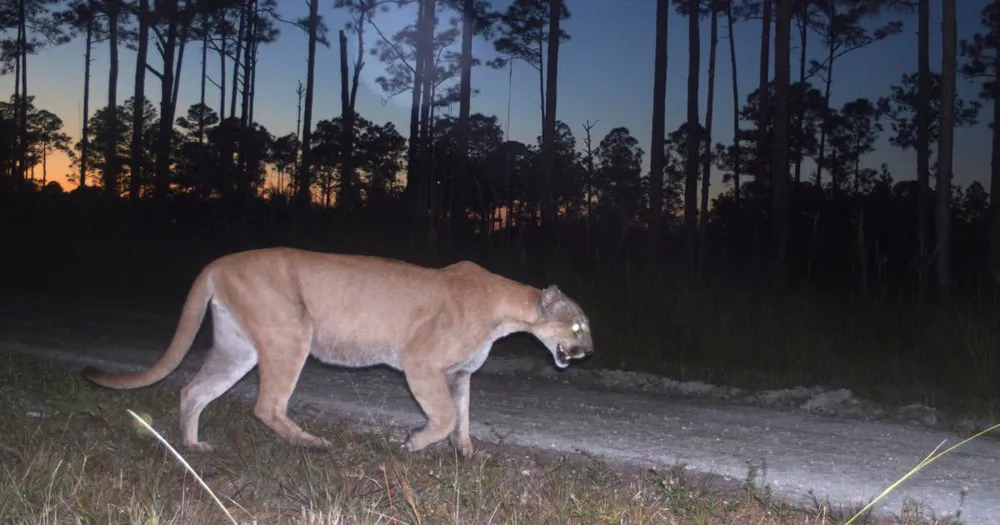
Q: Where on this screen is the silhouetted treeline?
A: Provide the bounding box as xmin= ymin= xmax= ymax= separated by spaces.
xmin=2 ymin=0 xmax=999 ymax=300
xmin=1 ymin=93 xmax=992 ymax=297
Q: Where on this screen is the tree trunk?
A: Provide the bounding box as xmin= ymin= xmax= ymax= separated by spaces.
xmin=989 ymin=39 xmax=1000 ymax=278
xmin=41 ymin=142 xmax=47 ymax=184
xmin=541 ymin=0 xmax=562 ymax=237
xmin=935 ymin=0 xmax=956 ymax=299
xmin=237 ymin=0 xmax=255 ymax=201
xmin=80 ymin=15 xmax=94 ymax=188
xmin=793 ymin=1 xmax=807 ymax=185
xmin=294 ymin=84 xmax=302 ymax=140
xmin=830 ymin=148 xmax=839 ymax=191
xmin=683 ymin=1 xmax=701 ymax=265
xmin=772 ymin=0 xmax=791 ymax=278
xmin=11 ymin=9 xmax=20 ymax=180
xmin=154 ymin=0 xmax=180 ymax=202
xmin=130 ymin=0 xmax=149 ymax=201
xmin=238 ymin=0 xmax=253 ymax=130
xmin=217 ymin=28 xmax=233 ymax=208
xmin=339 ymin=29 xmax=356 ymax=212
xmin=418 ymin=0 xmax=437 ymax=243
xmin=751 ymin=0 xmax=772 ymax=265
xmin=699 ymin=4 xmax=718 ymax=268
xmin=648 ymin=0 xmax=669 ymax=263
xmin=348 ymin=10 xmax=365 ymax=208
xmin=17 ymin=0 xmax=28 ymax=182
xmin=406 ymin=0 xmax=427 ymax=218
xmin=230 ymin=2 xmax=246 ymax=121
xmin=814 ymin=7 xmax=835 ymax=189
xmin=198 ymin=11 xmax=208 ymax=143
xmin=296 ymin=0 xmax=319 ymax=212
xmin=105 ymin=0 xmax=120 ymax=199
xmin=538 ymin=36 xmax=545 ymax=125
xmin=248 ymin=30 xmax=259 ymax=144
xmin=916 ymin=0 xmax=931 ymax=297
xmin=323 ymin=171 xmax=331 ymax=208
xmin=170 ymin=6 xmax=191 ymax=118
xmin=726 ymin=0 xmax=740 ymax=207
xmin=755 ymin=0 xmax=772 ymax=191
xmin=853 ymin=146 xmax=861 ymax=194
xmin=218 ymin=32 xmax=226 ymax=120
xmin=349 ymin=12 xmax=363 ymax=113
xmin=456 ymin=0 xmax=474 ymax=236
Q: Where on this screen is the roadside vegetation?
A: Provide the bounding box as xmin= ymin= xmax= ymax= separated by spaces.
xmin=0 ymin=353 xmax=967 ymax=524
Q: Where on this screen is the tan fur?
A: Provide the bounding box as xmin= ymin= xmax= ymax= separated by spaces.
xmin=82 ymin=247 xmax=594 ymax=457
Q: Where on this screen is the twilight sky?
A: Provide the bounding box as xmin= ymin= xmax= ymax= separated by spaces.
xmin=4 ymin=0 xmax=995 ymax=198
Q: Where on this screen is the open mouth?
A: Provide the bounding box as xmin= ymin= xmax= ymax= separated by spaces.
xmin=556 ymin=344 xmax=571 ymax=366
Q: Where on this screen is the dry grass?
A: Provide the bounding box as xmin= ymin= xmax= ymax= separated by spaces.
xmin=0 ymin=353 xmax=965 ymax=525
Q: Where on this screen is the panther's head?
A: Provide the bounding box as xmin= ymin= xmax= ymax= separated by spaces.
xmin=531 ymin=285 xmax=594 ymax=368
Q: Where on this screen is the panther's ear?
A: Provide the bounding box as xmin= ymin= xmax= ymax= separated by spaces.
xmin=540 ymin=285 xmax=563 ymax=313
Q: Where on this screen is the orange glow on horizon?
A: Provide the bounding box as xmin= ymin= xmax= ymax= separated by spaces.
xmin=28 ymin=150 xmax=76 ymax=190
xmin=33 ymin=149 xmax=375 ymax=208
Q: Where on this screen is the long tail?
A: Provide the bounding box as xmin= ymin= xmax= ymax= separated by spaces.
xmin=82 ymin=266 xmax=215 ymax=390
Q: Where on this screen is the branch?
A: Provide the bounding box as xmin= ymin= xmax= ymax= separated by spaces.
xmin=259 ymin=6 xmax=305 ymax=31
xmin=150 ymin=22 xmax=167 ymax=48
xmin=146 ymin=64 xmax=163 ymax=80
xmin=368 ymin=16 xmax=415 ymax=74
xmin=260 ymin=4 xmax=328 ymax=45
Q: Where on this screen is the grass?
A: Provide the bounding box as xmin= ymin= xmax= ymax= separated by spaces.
xmin=0 ymin=353 xmax=971 ymax=524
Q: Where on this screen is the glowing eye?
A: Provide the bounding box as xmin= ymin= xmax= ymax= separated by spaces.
xmin=571 ymin=323 xmax=581 ymax=333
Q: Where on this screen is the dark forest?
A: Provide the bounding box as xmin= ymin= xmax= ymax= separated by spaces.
xmin=3 ymin=0 xmax=1000 ymax=414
